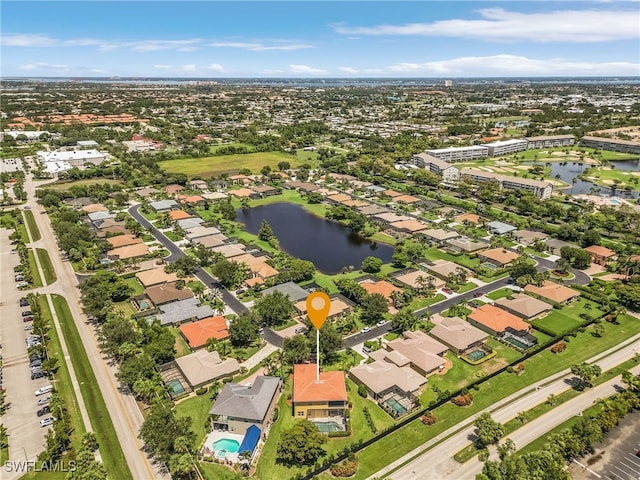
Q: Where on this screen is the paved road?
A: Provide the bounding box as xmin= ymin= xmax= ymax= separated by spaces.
xmin=371 ymin=332 xmax=640 ymax=480
xmin=128 ymin=204 xmax=248 ymax=315
xmin=20 ymin=173 xmax=166 ymax=479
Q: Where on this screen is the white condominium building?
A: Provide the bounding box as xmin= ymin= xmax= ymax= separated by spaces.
xmin=425 ymin=145 xmax=489 ymax=162
xmin=484 ymin=139 xmax=528 ymax=157
xmin=411 ymin=153 xmax=460 ymax=182
xmin=579 ymin=136 xmax=640 ymax=155
xmin=525 ymin=135 xmax=575 ymax=150
xmin=460 ymin=168 xmax=553 ymax=200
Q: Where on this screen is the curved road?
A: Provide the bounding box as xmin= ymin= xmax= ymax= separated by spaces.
xmin=128 ymin=204 xmax=247 ymax=315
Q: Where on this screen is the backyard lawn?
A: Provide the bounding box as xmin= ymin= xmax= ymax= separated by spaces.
xmin=175 ymin=392 xmax=216 ymax=450
xmin=530 ymin=298 xmax=604 ymax=336
xmin=122 ymin=276 xmax=145 ymax=296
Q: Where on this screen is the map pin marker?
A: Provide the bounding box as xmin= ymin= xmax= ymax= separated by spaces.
xmin=307 ymin=291 xmax=330 ymax=330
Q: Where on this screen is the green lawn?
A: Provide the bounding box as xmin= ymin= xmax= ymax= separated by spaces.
xmin=38 ymin=295 xmax=86 ymax=452
xmin=423 ymin=247 xmax=480 ymax=269
xmin=530 ymin=298 xmax=604 ymax=336
xmin=16 ymin=220 xmax=30 ymax=243
xmin=158 ymin=151 xmax=316 ymax=178
xmin=39 ymin=178 xmax=124 ymax=192
xmin=164 ymin=231 xmax=182 ymax=241
xmin=36 ymin=248 xmax=56 ymax=285
xmin=122 ymin=276 xmax=145 ymax=296
xmin=168 ymin=327 xmax=192 ymax=358
xmin=408 ymin=294 xmax=447 ymax=311
xmin=486 ymin=288 xmax=515 ymax=300
xmin=27 ymin=249 xmax=43 ymax=288
xmin=23 ymin=209 xmax=41 ymax=241
xmin=51 ymin=295 xmax=133 ymax=480
xmin=197 ymin=461 xmax=242 ymax=480
xmin=175 ymin=392 xmax=215 ymax=450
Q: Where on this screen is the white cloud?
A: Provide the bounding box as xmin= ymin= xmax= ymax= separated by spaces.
xmin=104 ymin=39 xmax=202 ymax=52
xmin=387 ymin=54 xmax=640 ymax=76
xmin=153 ymin=65 xmax=172 ymax=70
xmin=209 ymin=41 xmax=313 ymax=51
xmin=205 ymin=64 xmax=225 ymax=72
xmin=338 ymin=66 xmax=359 ymax=74
xmin=333 ymin=8 xmax=640 ymax=42
xmin=181 ymin=64 xmax=197 ymax=72
xmin=1 ymin=34 xmax=202 ymax=52
xmin=289 ymin=64 xmax=327 ymax=75
xmin=2 ymin=34 xmax=103 ymax=47
xmin=19 ymin=62 xmax=68 ymax=71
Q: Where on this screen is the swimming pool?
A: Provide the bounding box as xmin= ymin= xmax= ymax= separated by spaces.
xmin=213 ymin=438 xmax=240 ymax=455
xmin=610 ymin=199 xmax=620 ymax=205
xmin=466 ymin=349 xmax=488 ymax=361
xmin=138 ymin=300 xmax=150 ymax=309
xmin=314 ymin=421 xmax=342 ymax=433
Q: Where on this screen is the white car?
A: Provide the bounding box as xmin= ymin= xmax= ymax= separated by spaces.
xmin=376 ymin=320 xmax=386 ymax=327
xmin=40 ymin=417 xmax=55 ymax=428
xmin=35 ymin=385 xmax=53 ymax=396
xmin=360 ymin=327 xmax=371 ymax=334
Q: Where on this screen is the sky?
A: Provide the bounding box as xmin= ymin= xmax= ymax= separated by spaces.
xmin=1 ymin=1 xmax=639 ymax=78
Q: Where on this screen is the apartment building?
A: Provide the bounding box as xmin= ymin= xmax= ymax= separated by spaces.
xmin=525 ymin=135 xmax=575 ymax=149
xmin=579 ymin=136 xmax=640 ymax=155
xmin=460 ymin=168 xmax=553 ymax=199
xmin=425 ymin=145 xmax=489 ymax=162
xmin=484 ymin=139 xmax=528 ymax=157
xmin=411 ymin=153 xmax=460 ymax=181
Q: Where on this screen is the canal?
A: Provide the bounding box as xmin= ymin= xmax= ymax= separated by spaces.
xmin=236 ymin=202 xmax=394 ymax=274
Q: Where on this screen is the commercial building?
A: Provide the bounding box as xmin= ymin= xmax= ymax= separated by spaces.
xmin=37 ymin=149 xmax=110 ymax=168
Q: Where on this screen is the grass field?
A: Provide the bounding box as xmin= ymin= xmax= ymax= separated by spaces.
xmin=51 ymin=295 xmax=133 ymax=480
xmin=38 ymin=295 xmax=87 ymax=452
xmin=23 ymin=209 xmax=41 ymax=241
xmin=27 ymin=249 xmax=43 ymax=288
xmin=530 ymin=298 xmax=603 ymax=336
xmin=175 ymin=392 xmax=214 ymax=450
xmin=36 ymin=248 xmax=56 ymax=285
xmin=40 ymin=178 xmax=123 ymax=192
xmin=158 ymin=150 xmax=317 ymax=178
xmin=122 ymin=276 xmax=144 ymax=296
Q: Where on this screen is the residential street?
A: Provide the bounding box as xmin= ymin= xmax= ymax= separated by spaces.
xmin=15 ymin=172 xmax=167 ymax=479
xmin=370 ymin=332 xmax=640 ymax=480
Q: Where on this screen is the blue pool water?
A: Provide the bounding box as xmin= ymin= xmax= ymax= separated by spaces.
xmin=213 ymin=438 xmax=240 ymax=454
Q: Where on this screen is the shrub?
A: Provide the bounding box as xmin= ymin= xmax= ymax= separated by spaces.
xmin=420 ymin=413 xmax=436 ymax=425
xmin=551 ymin=341 xmax=567 ymax=354
xmin=357 ymin=384 xmax=368 ymax=398
xmin=363 ymin=407 xmax=377 ymax=434
xmin=453 ymin=393 xmax=473 ymax=406
xmin=272 ymin=407 xmax=279 ymax=422
xmin=514 ymin=363 xmax=525 ymax=375
xmin=195 ymin=387 xmax=208 ymax=395
xmin=330 ymin=455 xmax=358 ymax=477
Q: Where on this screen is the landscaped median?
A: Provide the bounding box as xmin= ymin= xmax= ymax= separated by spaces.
xmin=50 ymin=295 xmax=133 ymax=480
xmin=36 ymin=248 xmax=56 ymax=285
xmin=23 ymin=209 xmax=41 ymax=241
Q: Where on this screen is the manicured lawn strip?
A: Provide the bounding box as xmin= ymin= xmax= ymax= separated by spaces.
xmin=41 ymin=178 xmax=123 ymax=192
xmin=158 ymin=151 xmax=312 ymax=178
xmin=164 ymin=231 xmax=181 ymax=241
xmin=273 ymin=319 xmax=297 ymax=331
xmin=27 ymin=249 xmax=43 ymax=288
xmin=423 ymin=247 xmax=480 ymax=269
xmin=36 ymin=248 xmax=56 ymax=285
xmin=122 ymin=277 xmax=144 ymax=296
xmin=23 ymin=210 xmax=41 ymax=241
xmin=51 ymin=295 xmax=133 ymax=480
xmin=0 ymin=447 xmax=6 ymax=469
xmin=408 ymin=294 xmax=447 ymax=311
xmin=38 ymin=295 xmax=86 ymax=453
xmin=335 ymin=315 xmax=640 ymax=479
xmin=531 ymin=298 xmax=604 ymax=336
xmin=16 ymin=220 xmax=30 ymax=243
xmin=197 ymin=461 xmax=241 ymax=480
xmin=175 ymin=392 xmax=215 ymax=450
xmin=168 ymin=327 xmax=191 ymax=358
xmin=486 ymin=288 xmax=515 ymax=300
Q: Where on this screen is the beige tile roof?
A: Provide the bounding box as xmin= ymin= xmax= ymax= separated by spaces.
xmin=430 ymin=314 xmax=488 ymax=352
xmin=495 ymin=293 xmax=552 ymax=319
xmin=136 ymin=267 xmax=179 ymax=287
xmin=524 ymin=281 xmax=580 ymax=303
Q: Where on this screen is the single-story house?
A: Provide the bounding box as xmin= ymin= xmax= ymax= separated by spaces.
xmin=165 ymin=184 xmax=184 ymax=196
xmin=446 ymin=237 xmax=489 ymax=254
xmin=210 ymin=375 xmax=281 ymax=435
xmin=387 ymin=330 xmax=448 ymax=376
xmin=145 ymin=282 xmax=194 ymax=306
xmin=154 ymin=297 xmax=215 ymax=326
xmin=285 ymin=181 xmax=321 ymax=193
xmin=136 ymin=267 xmax=179 ymax=288
xmin=252 ymin=185 xmax=280 ymax=197
xmin=359 ymin=280 xmax=402 ymax=305
xmin=185 ymin=226 xmax=222 ymax=241
xmin=81 ymin=203 xmax=108 ymax=214
xmin=106 ymin=234 xmax=143 ymax=249
xmin=393 ymin=269 xmax=445 ymax=290
xmin=188 ymin=179 xmax=208 ymax=190
xmin=545 ymin=239 xmax=578 ymax=256
xmin=495 ymin=293 xmax=553 ymax=320
xmin=487 ymin=221 xmax=517 ymax=235
xmin=524 ymin=281 xmax=580 ymax=304
xmin=172 ymin=350 xmax=240 ymax=390
xmin=192 ymin=234 xmax=227 ymax=249
xmin=228 ymin=188 xmax=259 ymax=199
xmin=168 ymin=210 xmax=193 ymax=221
xmin=294 ymin=294 xmax=353 ymax=319
xmin=454 ymin=213 xmax=480 ymax=225
xmin=358 ymin=204 xmax=390 ymax=216
xmin=424 ymin=259 xmax=472 ymax=282
xmin=133 ymin=187 xmax=160 ymax=198
xmin=420 ymin=229 xmax=460 ymax=246
xmin=179 ymin=316 xmax=230 ymax=349
xmin=393 ymin=194 xmax=421 ymax=205
xmin=478 ymin=248 xmax=519 ymax=268
xmin=512 ymin=230 xmax=548 ymax=246
xmin=107 ymin=243 xmax=150 ymax=261
xmin=261 ymin=281 xmax=309 ymax=303
xmin=429 ymin=314 xmax=488 ymax=355
xmin=388 ymin=219 xmax=430 ymax=235
xmin=201 ymin=191 xmax=228 ymax=201
xmin=149 ymin=199 xmax=178 ymax=212
xmin=210 ymin=244 xmax=246 ymax=259
xmin=373 ymin=212 xmax=412 ymax=226
xmin=177 ymin=217 xmax=205 ymax=231
xmin=584 ymin=245 xmax=617 ymax=266
xmin=349 ymin=358 xmax=426 ymax=401
xmin=327 ymin=193 xmax=353 ymax=204
xmin=177 ymin=195 xmax=206 ymax=205
xmin=467 ymin=304 xmax=530 ymax=336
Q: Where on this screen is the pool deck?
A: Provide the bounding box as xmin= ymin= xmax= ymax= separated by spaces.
xmin=202 ymin=431 xmax=245 ymax=463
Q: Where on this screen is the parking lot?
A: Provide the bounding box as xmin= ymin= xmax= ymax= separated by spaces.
xmin=0 ymin=228 xmax=48 ymax=462
xmin=569 ymin=409 xmax=640 ymax=480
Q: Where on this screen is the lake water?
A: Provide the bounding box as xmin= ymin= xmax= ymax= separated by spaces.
xmin=610 ymin=159 xmax=640 ymax=171
xmin=522 ymin=161 xmax=638 ymax=198
xmin=236 ymin=203 xmax=394 ymax=274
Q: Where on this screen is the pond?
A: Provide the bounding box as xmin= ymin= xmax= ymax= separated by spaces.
xmin=236 ymin=202 xmax=394 ymax=275
xmin=522 ymin=161 xmax=638 ymax=198
xmin=609 ymin=159 xmax=640 ymax=171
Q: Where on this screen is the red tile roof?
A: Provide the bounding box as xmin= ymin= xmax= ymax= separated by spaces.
xmin=179 ymin=316 xmax=229 ymax=348
xmin=293 ymin=364 xmax=347 ymax=403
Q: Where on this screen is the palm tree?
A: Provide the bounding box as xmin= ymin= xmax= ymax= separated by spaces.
xmin=191 ymin=282 xmax=205 ymax=300
xmin=570 ymin=177 xmax=578 ymax=195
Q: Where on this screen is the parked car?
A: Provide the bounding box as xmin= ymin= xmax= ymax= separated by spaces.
xmin=473 ymin=291 xmax=485 ymax=298
xmin=235 ymin=288 xmax=247 ymax=295
xmin=19 ymin=298 xmax=29 ymax=307
xmin=360 ymin=326 xmax=371 ymax=334
xmin=35 ymin=385 xmax=53 ymax=396
xmin=23 ymin=316 xmax=33 ymax=322
xmin=376 ymin=320 xmax=387 ymax=327
xmin=40 ymin=417 xmax=55 ymax=428
xmin=17 ymin=281 xmax=29 ymax=288
xmin=37 ymin=397 xmax=51 ymax=406
xmin=294 ymin=326 xmax=306 ymax=334
xmin=442 ymin=287 xmax=453 ymax=294
xmin=37 ymin=406 xmax=51 ymax=417
xmin=21 ymin=311 xmax=32 ymax=317
xmin=31 ymin=371 xmax=47 ymax=380
xmin=24 ymin=324 xmax=34 ymax=331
